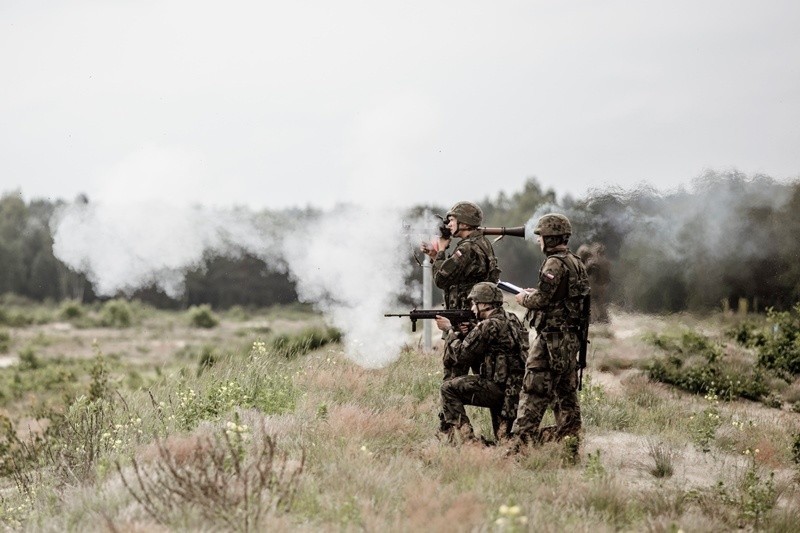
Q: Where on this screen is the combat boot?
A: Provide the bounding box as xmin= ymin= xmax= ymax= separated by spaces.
xmin=457 ymin=423 xmax=478 ymax=444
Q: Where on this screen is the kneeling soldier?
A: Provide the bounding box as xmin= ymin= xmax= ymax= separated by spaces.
xmin=435 ymin=282 xmax=528 ymax=443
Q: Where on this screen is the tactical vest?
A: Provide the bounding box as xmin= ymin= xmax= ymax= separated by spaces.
xmin=446 ymin=234 xmax=501 ymax=310
xmin=479 ymin=310 xmax=528 ymax=386
xmin=531 ymin=251 xmax=590 ymax=329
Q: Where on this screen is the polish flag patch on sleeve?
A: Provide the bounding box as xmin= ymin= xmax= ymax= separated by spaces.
xmin=455 ymin=250 xmax=463 ymax=257
xmin=544 ymin=272 xmax=555 ymax=280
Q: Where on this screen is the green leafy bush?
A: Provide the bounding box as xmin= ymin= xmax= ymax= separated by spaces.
xmin=727 ymin=320 xmax=767 ymax=348
xmin=100 ymin=299 xmax=133 ymax=328
xmin=270 ymin=326 xmax=341 ymax=358
xmin=58 ymin=300 xmax=84 ymax=320
xmin=0 ymin=308 xmax=34 ymax=327
xmin=0 ymin=329 xmax=10 ymax=353
xmin=188 ymin=304 xmax=219 ymax=329
xmin=755 ymin=305 xmax=800 ymax=376
xmin=646 ymin=331 xmax=769 ymax=401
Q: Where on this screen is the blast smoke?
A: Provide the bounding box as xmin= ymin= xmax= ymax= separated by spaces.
xmin=51 ymin=201 xmax=282 ymax=298
xmin=51 ymin=200 xmax=424 ymax=368
xmin=281 ymin=205 xmax=424 ymax=368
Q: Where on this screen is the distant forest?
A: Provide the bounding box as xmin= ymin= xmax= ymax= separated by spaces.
xmin=2 ymin=170 xmax=799 ymax=313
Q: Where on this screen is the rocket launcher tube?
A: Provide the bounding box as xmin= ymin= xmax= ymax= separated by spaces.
xmin=479 ymin=226 xmax=526 ymax=238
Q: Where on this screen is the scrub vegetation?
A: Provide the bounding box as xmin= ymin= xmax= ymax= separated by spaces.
xmin=1 ymin=301 xmax=799 ymax=532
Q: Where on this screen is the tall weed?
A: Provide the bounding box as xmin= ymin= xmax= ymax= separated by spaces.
xmin=116 ymin=421 xmax=304 ymax=532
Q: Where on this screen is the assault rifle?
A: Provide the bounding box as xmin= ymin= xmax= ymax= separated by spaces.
xmin=578 ymin=293 xmax=591 ymax=390
xmin=384 ymin=308 xmax=475 ymax=332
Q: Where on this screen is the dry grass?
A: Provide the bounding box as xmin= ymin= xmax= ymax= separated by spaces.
xmin=2 ymin=308 xmax=800 ymax=531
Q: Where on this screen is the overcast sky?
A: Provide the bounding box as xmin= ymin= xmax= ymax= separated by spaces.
xmin=3 ymin=0 xmax=799 ymax=210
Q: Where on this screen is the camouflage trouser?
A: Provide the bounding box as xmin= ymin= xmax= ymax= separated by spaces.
xmin=511 ymin=330 xmax=581 ymax=443
xmin=442 ymin=363 xmax=470 ymax=381
xmin=440 ymin=375 xmax=511 ymax=439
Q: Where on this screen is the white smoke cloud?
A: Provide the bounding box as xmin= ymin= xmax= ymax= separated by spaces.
xmin=51 ymin=199 xmax=426 ymax=368
xmin=51 ymin=201 xmax=281 ymax=298
xmin=281 ymin=205 xmax=421 ymax=368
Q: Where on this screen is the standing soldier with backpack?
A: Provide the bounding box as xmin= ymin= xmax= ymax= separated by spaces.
xmin=511 ymin=213 xmax=590 ymax=454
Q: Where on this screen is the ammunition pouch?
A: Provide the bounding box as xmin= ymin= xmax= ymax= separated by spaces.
xmin=493 ymin=354 xmax=508 ymax=384
xmin=501 ymin=378 xmax=522 ymax=420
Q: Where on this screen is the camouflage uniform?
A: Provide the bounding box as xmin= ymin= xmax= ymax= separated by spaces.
xmin=433 ymin=202 xmax=500 ymax=380
xmin=440 ymin=285 xmax=528 ymax=441
xmin=512 ymin=214 xmax=590 ymax=445
xmin=433 ymin=229 xmax=500 ymax=312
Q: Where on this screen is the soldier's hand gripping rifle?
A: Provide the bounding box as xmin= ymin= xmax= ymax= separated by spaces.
xmin=384 ymin=308 xmax=476 ymax=332
xmin=578 ymin=293 xmax=591 ymax=391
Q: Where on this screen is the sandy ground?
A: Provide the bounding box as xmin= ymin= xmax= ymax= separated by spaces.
xmin=583 ymin=309 xmax=799 ymax=493
xmin=0 ymin=312 xmax=324 ymax=368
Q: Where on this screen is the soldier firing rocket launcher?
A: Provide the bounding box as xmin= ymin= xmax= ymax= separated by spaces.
xmin=434 ymin=216 xmax=526 ymax=242
xmin=384 ymin=309 xmax=476 ymax=332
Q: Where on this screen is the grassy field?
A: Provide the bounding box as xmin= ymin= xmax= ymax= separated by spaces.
xmin=1 ymin=298 xmax=800 ymax=532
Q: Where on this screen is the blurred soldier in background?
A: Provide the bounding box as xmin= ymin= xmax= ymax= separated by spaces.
xmin=577 ymin=242 xmax=611 ymax=323
xmin=420 ymin=201 xmax=500 ymax=380
xmin=435 ymin=282 xmax=527 ymax=443
xmin=511 ymin=213 xmax=590 ymax=454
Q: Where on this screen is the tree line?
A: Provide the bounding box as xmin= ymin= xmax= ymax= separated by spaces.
xmin=2 ymin=169 xmax=799 ymax=313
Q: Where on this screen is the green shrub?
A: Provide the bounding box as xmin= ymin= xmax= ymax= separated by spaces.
xmin=58 ymin=300 xmax=84 ymax=320
xmin=0 ymin=308 xmax=34 ymax=327
xmin=755 ymin=305 xmax=800 ymax=376
xmin=727 ymin=320 xmax=767 ymax=348
xmin=0 ymin=330 xmax=10 ymax=353
xmin=270 ymin=326 xmax=341 ymax=358
xmin=188 ymin=304 xmax=219 ymax=329
xmin=100 ymin=299 xmax=133 ymax=328
xmin=196 ymin=346 xmax=218 ymax=376
xmin=646 ymin=330 xmax=769 ymax=401
xmin=17 ymin=346 xmax=41 ymax=370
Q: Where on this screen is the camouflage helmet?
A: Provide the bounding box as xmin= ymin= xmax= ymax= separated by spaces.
xmin=468 ymin=282 xmax=504 ymax=305
xmin=446 ymin=201 xmax=483 ymax=227
xmin=533 ymin=213 xmax=572 ymax=236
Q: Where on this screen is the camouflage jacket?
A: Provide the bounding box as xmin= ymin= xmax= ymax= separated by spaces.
xmin=442 ymin=308 xmax=527 ymax=386
xmin=433 ymin=230 xmax=500 ymax=310
xmin=521 ymin=246 xmax=590 ymax=332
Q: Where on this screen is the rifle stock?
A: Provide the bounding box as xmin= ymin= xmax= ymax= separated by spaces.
xmin=384 ymin=309 xmax=476 ymax=332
